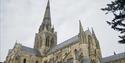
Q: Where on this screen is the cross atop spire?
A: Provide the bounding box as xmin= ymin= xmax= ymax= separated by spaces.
xmin=39 ymin=0 xmax=52 ymax=32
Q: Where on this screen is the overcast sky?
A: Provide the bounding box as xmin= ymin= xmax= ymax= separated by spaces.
xmin=0 ymin=0 xmax=125 ymax=62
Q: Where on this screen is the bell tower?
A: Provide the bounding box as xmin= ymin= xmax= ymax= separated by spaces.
xmin=34 ymin=0 xmax=57 ymax=55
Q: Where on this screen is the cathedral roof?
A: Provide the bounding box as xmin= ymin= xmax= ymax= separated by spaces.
xmin=48 ymin=35 xmax=79 ymax=54
xmin=17 ymin=29 xmax=93 ymax=56
xmin=102 ymin=52 xmax=125 ymax=63
xmin=48 ymin=30 xmax=91 ymax=54
xmin=21 ymin=45 xmax=41 ymax=56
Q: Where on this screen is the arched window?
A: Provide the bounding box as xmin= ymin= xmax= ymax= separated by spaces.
xmin=91 ymin=59 xmax=96 ymax=63
xmin=74 ymin=49 xmax=79 ymax=60
xmin=46 ymin=38 xmax=47 ymax=46
xmin=51 ymin=38 xmax=54 ymax=47
xmin=57 ymin=61 xmax=62 ymax=63
xmin=46 ymin=36 xmax=50 ymax=47
xmin=36 ymin=61 xmax=38 ymax=63
xmin=79 ymin=53 xmax=84 ymax=63
xmin=23 ymin=58 xmax=26 ymax=63
xmin=44 ymin=61 xmax=47 ymax=63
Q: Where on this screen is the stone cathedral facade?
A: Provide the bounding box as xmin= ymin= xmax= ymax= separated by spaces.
xmin=4 ymin=1 xmax=125 ymax=63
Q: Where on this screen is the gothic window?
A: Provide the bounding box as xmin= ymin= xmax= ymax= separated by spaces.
xmin=23 ymin=58 xmax=26 ymax=63
xmin=74 ymin=49 xmax=79 ymax=60
xmin=15 ymin=56 xmax=18 ymax=60
xmin=36 ymin=61 xmax=38 ymax=63
xmin=91 ymin=59 xmax=96 ymax=63
xmin=51 ymin=38 xmax=54 ymax=47
xmin=44 ymin=61 xmax=47 ymax=63
xmin=46 ymin=36 xmax=50 ymax=47
xmin=57 ymin=61 xmax=62 ymax=63
xmin=95 ymin=49 xmax=96 ymax=56
xmin=79 ymin=53 xmax=84 ymax=63
xmin=56 ymin=56 xmax=58 ymax=59
xmin=46 ymin=38 xmax=48 ymax=46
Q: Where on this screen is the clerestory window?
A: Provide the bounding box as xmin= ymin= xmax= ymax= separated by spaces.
xmin=36 ymin=61 xmax=38 ymax=63
xmin=23 ymin=58 xmax=26 ymax=63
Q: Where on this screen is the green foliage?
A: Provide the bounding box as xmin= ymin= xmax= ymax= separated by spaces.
xmin=101 ymin=0 xmax=125 ymax=44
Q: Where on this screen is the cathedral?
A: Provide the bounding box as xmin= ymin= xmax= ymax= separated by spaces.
xmin=4 ymin=0 xmax=125 ymax=63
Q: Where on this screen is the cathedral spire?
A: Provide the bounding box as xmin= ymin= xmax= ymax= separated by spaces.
xmin=39 ymin=0 xmax=51 ymax=32
xmin=44 ymin=0 xmax=51 ymax=20
xmin=34 ymin=0 xmax=57 ymax=53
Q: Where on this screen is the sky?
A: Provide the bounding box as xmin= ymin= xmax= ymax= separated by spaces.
xmin=0 ymin=0 xmax=125 ymax=62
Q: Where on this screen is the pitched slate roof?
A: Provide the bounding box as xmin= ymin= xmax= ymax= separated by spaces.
xmin=102 ymin=52 xmax=125 ymax=63
xmin=21 ymin=45 xmax=41 ymax=56
xmin=48 ymin=35 xmax=79 ymax=54
xmin=47 ymin=30 xmax=92 ymax=55
xmin=19 ymin=35 xmax=79 ymax=56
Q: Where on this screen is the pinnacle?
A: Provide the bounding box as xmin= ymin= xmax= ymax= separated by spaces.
xmin=39 ymin=0 xmax=52 ymax=32
xmin=79 ymin=20 xmax=84 ymax=33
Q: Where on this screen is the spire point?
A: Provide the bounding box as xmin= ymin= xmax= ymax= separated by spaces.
xmin=39 ymin=0 xmax=51 ymax=32
xmin=91 ymin=27 xmax=96 ymax=37
xmin=47 ymin=0 xmax=50 ymax=8
xmin=91 ymin=27 xmax=94 ymax=33
xmin=15 ymin=40 xmax=18 ymax=43
xmin=79 ymin=20 xmax=84 ymax=33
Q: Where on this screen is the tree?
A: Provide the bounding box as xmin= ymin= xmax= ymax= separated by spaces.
xmin=101 ymin=0 xmax=125 ymax=44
